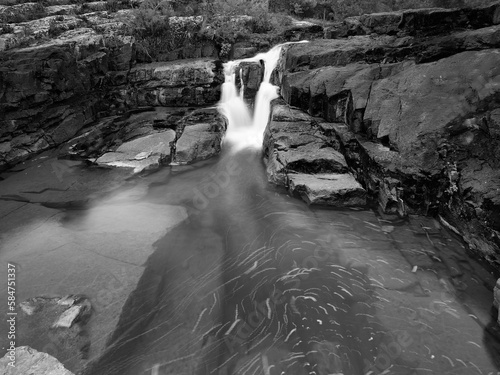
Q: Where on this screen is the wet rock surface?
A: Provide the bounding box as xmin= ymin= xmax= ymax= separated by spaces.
xmin=275 ymin=2 xmax=500 ymax=268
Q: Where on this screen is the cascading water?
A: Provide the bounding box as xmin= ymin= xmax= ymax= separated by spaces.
xmin=218 ymin=44 xmax=298 ymax=150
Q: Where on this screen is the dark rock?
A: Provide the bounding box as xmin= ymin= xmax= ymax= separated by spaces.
xmin=235 ymin=61 xmax=264 ymax=101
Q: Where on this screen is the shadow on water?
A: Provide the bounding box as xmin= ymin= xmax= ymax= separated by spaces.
xmin=84 ymin=147 xmax=392 ymax=375
xmin=79 ymin=146 xmax=500 ymax=375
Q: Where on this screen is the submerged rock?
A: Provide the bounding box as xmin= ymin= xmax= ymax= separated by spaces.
xmin=0 ymin=346 xmax=74 ymax=375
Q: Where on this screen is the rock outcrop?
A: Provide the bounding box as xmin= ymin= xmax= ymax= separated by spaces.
xmin=0 ymin=28 xmax=225 ymax=170
xmin=263 ymin=101 xmax=366 ymax=207
xmin=273 ymin=1 xmax=500 ymax=267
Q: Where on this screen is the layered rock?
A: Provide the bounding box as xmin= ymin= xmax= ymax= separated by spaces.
xmin=122 ymin=60 xmax=223 ymax=108
xmin=263 ymin=101 xmax=366 ymax=207
xmin=275 ymin=2 xmax=500 ymax=267
xmin=0 ymin=27 xmax=224 ymax=171
xmin=0 ymin=29 xmax=131 ymax=170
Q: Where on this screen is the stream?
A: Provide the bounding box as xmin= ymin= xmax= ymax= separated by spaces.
xmin=1 ymin=45 xmax=500 ymax=375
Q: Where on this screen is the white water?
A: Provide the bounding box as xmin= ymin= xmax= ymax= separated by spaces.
xmin=218 ymin=43 xmax=304 ymax=151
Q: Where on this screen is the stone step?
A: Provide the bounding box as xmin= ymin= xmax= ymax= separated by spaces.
xmin=287 ymin=172 xmax=367 ymax=207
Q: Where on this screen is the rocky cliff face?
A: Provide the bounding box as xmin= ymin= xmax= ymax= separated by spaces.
xmin=0 ymin=25 xmax=225 ymax=170
xmin=267 ymin=2 xmax=500 ymax=268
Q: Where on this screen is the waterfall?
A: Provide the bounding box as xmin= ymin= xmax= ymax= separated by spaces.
xmin=217 ymin=44 xmax=290 ymax=151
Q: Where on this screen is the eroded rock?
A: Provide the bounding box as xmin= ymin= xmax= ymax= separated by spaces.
xmin=263 ymin=101 xmax=366 ymax=207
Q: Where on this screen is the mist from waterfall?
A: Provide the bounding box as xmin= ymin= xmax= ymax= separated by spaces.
xmin=218 ymin=44 xmax=285 ymax=150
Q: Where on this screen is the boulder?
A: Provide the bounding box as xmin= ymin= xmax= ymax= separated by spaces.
xmin=0 ymin=346 xmax=74 ymax=375
xmin=174 ymin=123 xmax=224 ymax=164
xmin=288 ymin=173 xmax=367 ymax=207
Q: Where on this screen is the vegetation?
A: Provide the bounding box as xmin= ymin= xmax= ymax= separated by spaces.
xmin=271 ymin=0 xmax=494 ymax=20
xmin=126 ymin=0 xmax=290 ymax=62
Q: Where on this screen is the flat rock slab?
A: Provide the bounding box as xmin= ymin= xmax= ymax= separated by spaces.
xmin=95 ymin=130 xmax=175 ymax=172
xmin=288 ymin=173 xmax=367 ymax=207
xmin=0 ymin=346 xmax=74 ymax=375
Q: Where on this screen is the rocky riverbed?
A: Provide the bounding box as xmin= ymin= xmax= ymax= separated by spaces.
xmin=1 ymin=1 xmax=500 ymax=374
